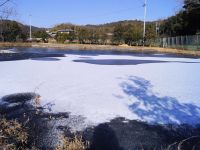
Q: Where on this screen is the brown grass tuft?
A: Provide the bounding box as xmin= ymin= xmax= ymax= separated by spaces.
xmin=56 ymin=135 xmax=89 ymax=150
xmin=0 ymin=118 xmax=28 ymax=150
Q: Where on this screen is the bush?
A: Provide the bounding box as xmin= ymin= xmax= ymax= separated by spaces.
xmin=33 ymin=30 xmax=49 ymax=42
xmin=55 ymin=33 xmax=69 ymax=43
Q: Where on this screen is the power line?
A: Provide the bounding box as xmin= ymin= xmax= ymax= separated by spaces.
xmin=29 ymin=14 xmax=32 ymax=40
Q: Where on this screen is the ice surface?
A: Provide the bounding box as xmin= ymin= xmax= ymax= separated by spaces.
xmin=1 ymin=53 xmax=200 ymax=126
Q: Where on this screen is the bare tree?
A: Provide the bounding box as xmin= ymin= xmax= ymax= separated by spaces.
xmin=0 ymin=0 xmax=11 ymax=8
xmin=0 ymin=0 xmax=15 ymax=41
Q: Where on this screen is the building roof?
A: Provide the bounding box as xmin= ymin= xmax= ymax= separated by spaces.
xmin=57 ymin=29 xmax=74 ymax=32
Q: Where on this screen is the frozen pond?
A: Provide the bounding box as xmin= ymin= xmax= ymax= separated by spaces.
xmin=1 ymin=48 xmax=200 ymax=127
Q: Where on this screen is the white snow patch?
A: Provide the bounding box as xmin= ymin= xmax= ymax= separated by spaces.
xmin=1 ymin=53 xmax=200 ymax=127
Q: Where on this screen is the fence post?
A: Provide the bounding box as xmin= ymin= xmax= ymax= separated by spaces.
xmin=163 ymin=38 xmax=165 ymax=48
xmin=186 ymin=35 xmax=188 ymax=45
xmin=155 ymin=35 xmax=199 ymax=50
xmin=172 ymin=37 xmax=174 ymax=46
xmin=180 ymin=36 xmax=183 ymax=49
xmin=176 ymin=36 xmax=179 ymax=46
xmin=197 ymin=35 xmax=199 ymax=50
xmin=167 ymin=37 xmax=170 ymax=47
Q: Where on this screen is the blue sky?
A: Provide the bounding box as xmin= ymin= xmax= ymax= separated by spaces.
xmin=13 ymin=0 xmax=182 ymax=28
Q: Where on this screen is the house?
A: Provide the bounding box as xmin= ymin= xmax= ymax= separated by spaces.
xmin=47 ymin=29 xmax=75 ymax=38
xmin=27 ymin=38 xmax=43 ymax=42
xmin=57 ymin=29 xmax=75 ymax=34
xmin=47 ymin=32 xmax=57 ymax=37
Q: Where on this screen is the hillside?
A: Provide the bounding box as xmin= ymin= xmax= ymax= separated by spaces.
xmin=1 ymin=20 xmax=44 ymax=32
xmin=51 ymin=20 xmax=154 ymax=33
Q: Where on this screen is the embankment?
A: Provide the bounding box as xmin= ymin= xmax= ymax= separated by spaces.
xmin=1 ymin=42 xmax=200 ymax=57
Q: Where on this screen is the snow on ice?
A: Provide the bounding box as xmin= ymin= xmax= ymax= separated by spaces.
xmin=1 ymin=52 xmax=200 ymax=126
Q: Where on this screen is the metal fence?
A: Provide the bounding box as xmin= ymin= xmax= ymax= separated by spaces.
xmin=148 ymin=35 xmax=200 ymax=51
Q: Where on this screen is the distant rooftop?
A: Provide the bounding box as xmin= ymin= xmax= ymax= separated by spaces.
xmin=57 ymin=29 xmax=75 ymax=33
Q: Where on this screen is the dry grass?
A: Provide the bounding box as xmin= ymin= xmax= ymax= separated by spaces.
xmin=0 ymin=119 xmax=28 ymax=150
xmin=0 ymin=118 xmax=89 ymax=150
xmin=0 ymin=42 xmax=32 ymax=48
xmin=56 ymin=135 xmax=89 ymax=150
xmin=1 ymin=42 xmax=200 ymax=56
xmin=33 ymin=43 xmax=200 ymax=56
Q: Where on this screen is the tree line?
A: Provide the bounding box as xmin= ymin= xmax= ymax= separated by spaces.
xmin=0 ymin=0 xmax=199 ymax=44
xmin=0 ymin=0 xmax=49 ymax=42
xmin=53 ymin=0 xmax=200 ymax=45
xmin=159 ymin=0 xmax=200 ymax=36
xmin=52 ymin=21 xmax=157 ymax=45
xmin=0 ymin=20 xmax=48 ymax=42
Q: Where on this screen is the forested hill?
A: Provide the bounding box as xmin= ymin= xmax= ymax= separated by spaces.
xmin=52 ymin=0 xmax=200 ymax=38
xmin=1 ymin=20 xmax=44 ymax=32
xmin=1 ymin=0 xmax=199 ymax=43
xmin=51 ymin=20 xmax=153 ymax=33
xmin=85 ymin=20 xmax=145 ymax=28
xmin=0 ymin=20 xmax=47 ymax=42
xmin=51 ymin=20 xmax=157 ymax=45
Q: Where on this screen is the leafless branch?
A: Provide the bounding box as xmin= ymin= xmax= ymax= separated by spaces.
xmin=0 ymin=0 xmax=10 ymax=8
xmin=0 ymin=7 xmax=14 ymax=19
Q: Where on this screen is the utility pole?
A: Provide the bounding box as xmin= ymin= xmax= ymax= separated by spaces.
xmin=29 ymin=14 xmax=32 ymax=41
xmin=156 ymin=22 xmax=159 ymax=37
xmin=156 ymin=22 xmax=158 ymax=37
xmin=0 ymin=17 xmax=3 ymax=42
xmin=143 ymin=0 xmax=147 ymax=46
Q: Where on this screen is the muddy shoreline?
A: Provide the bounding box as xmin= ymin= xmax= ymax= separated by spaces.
xmin=1 ymin=42 xmax=200 ymax=57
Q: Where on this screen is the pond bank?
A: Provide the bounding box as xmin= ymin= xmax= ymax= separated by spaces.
xmin=1 ymin=93 xmax=200 ymax=150
xmin=1 ymin=42 xmax=200 ymax=57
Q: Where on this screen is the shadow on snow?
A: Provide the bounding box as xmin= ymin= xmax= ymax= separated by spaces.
xmin=0 ymin=53 xmax=65 ymax=61
xmin=120 ymin=76 xmax=200 ymax=124
xmin=73 ymin=59 xmax=200 ymax=65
